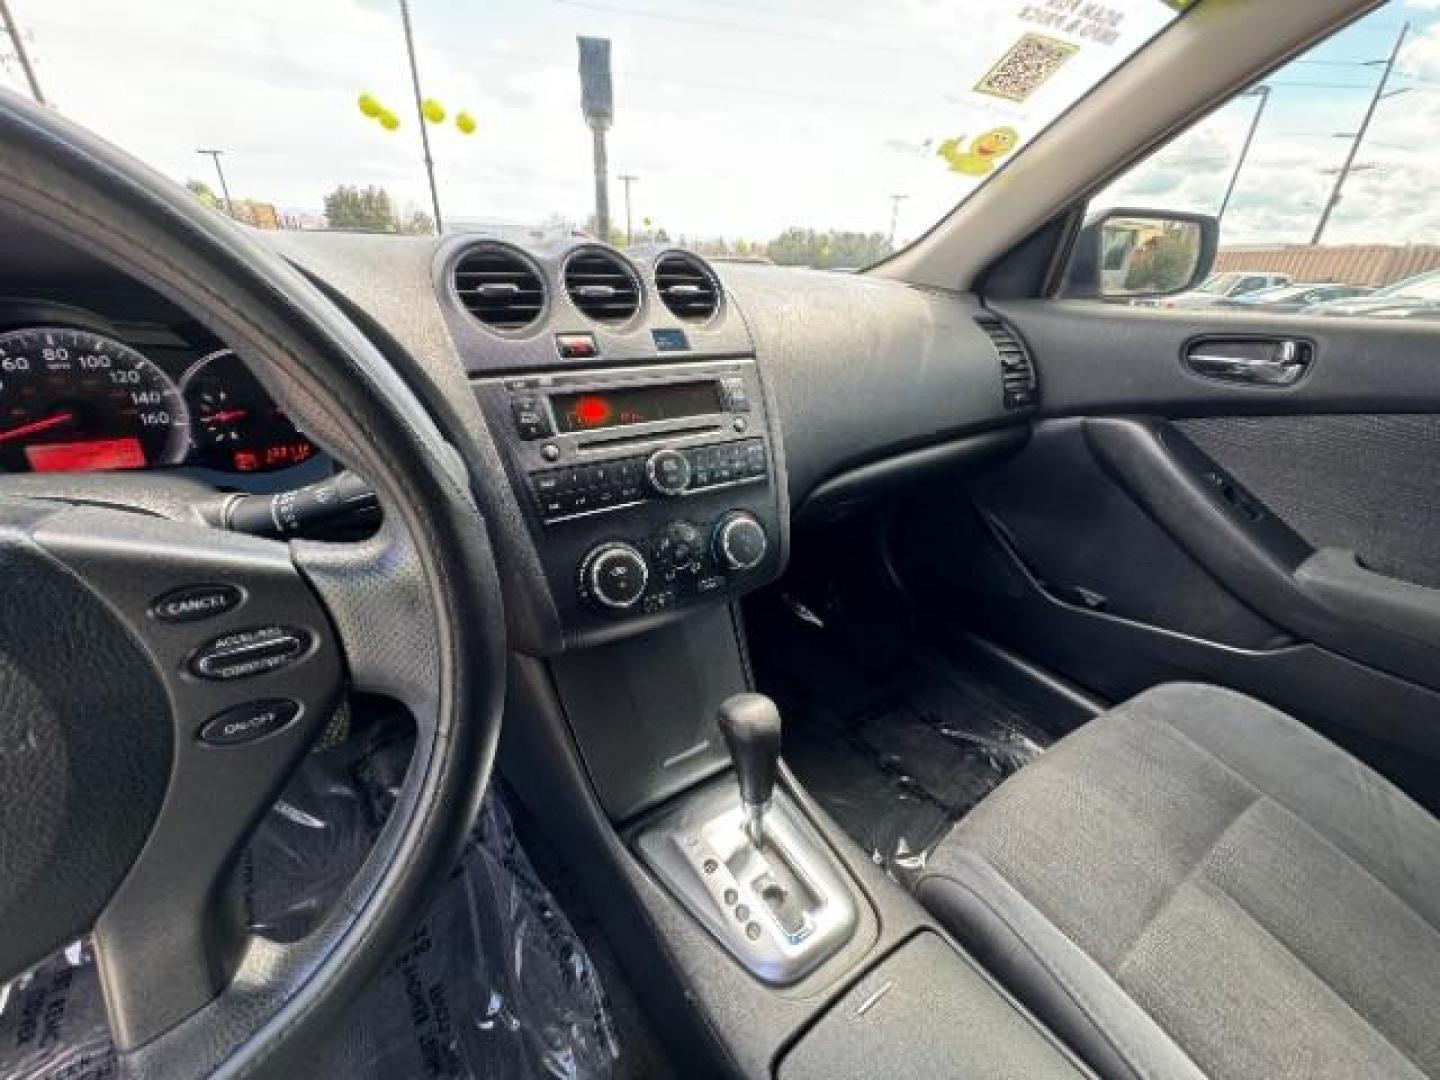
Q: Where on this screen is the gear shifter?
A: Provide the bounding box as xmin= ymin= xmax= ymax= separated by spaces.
xmin=717 ymin=693 xmax=782 ymax=846
xmin=635 ymin=690 xmax=857 ymax=984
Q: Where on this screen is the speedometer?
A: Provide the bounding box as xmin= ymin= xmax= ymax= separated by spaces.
xmin=0 ymin=327 xmax=189 ymax=473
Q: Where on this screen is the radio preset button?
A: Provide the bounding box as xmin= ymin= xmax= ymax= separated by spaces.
xmin=646 ymin=449 xmax=692 ymax=496
xmin=510 ymin=395 xmax=554 ymax=441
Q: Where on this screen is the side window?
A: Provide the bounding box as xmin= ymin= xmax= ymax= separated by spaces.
xmin=1085 ymin=2 xmax=1435 ymax=316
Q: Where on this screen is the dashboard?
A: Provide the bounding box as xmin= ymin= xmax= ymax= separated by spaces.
xmin=0 ymin=204 xmax=1033 ymax=654
xmin=0 ymin=299 xmax=325 ymax=487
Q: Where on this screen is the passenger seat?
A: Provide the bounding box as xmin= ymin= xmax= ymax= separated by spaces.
xmin=917 ymin=683 xmax=1440 ymax=1080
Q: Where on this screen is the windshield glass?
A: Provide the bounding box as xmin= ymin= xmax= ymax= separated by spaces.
xmin=0 ymin=1 xmax=1186 ymax=266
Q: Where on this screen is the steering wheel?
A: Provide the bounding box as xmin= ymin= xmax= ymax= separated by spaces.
xmin=0 ymin=91 xmax=506 ymax=1076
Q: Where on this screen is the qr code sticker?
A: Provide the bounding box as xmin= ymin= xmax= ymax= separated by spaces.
xmin=975 ymin=33 xmax=1079 ymax=102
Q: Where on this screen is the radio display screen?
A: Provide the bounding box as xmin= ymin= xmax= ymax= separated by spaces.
xmin=552 ymin=381 xmax=723 ymax=433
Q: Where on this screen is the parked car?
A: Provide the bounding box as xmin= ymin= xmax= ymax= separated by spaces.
xmin=1304 ymin=267 xmax=1440 ymax=318
xmin=1153 ymin=269 xmax=1292 ymax=308
xmin=1216 ymin=282 xmax=1373 ymax=312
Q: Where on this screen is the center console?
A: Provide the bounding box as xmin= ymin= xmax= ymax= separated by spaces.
xmin=473 ymin=356 xmax=783 ymax=640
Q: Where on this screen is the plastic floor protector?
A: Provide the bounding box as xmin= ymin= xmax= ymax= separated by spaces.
xmin=0 ymin=716 xmax=619 ymax=1080
xmin=748 ymin=592 xmax=1051 ymax=875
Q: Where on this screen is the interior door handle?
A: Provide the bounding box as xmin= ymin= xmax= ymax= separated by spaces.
xmin=1186 ymin=339 xmax=1310 ymax=386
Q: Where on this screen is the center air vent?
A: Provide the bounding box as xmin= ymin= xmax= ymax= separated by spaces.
xmin=976 ymin=315 xmax=1037 ymax=410
xmin=453 ymin=244 xmax=545 ymax=333
xmin=564 ymin=249 xmax=642 ymax=325
xmin=654 ymin=252 xmax=721 ymax=323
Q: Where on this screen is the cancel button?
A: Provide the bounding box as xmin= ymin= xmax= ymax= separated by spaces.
xmin=151 ymin=583 xmax=243 ymax=623
xmin=200 ymin=699 xmax=301 ymax=746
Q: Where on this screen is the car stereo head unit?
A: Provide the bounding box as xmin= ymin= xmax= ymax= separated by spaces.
xmin=474 ymin=357 xmax=781 ymax=635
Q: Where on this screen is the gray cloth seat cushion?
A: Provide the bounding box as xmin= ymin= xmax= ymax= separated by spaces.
xmin=916 ymin=682 xmax=1440 ymax=1080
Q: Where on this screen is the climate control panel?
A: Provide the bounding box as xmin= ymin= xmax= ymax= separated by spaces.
xmin=578 ymin=511 xmax=771 ymax=616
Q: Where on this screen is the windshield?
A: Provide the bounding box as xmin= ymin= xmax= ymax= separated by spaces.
xmin=0 ymin=1 xmax=1186 ymax=267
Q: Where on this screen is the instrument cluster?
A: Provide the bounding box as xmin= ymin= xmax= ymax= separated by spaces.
xmin=0 ymin=323 xmax=321 ymax=477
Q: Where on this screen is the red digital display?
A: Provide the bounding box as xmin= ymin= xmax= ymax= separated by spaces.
xmin=25 ymin=437 xmax=147 ymax=473
xmin=552 ymin=381 xmax=722 ymax=433
xmin=231 ymin=441 xmax=316 ymax=473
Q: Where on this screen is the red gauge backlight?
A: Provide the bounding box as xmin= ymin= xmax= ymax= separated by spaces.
xmin=25 ymin=437 xmax=146 ymax=473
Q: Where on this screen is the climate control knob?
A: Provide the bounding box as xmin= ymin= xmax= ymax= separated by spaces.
xmin=646 ymin=448 xmax=692 ymax=496
xmin=580 ymin=542 xmax=650 ymax=611
xmin=712 ymin=512 xmax=769 ymax=573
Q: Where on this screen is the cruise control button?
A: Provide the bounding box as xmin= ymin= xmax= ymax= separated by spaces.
xmin=150 ymin=583 xmax=243 ymax=623
xmin=191 ymin=625 xmax=311 ymax=681
xmin=199 ymin=698 xmax=301 ymax=746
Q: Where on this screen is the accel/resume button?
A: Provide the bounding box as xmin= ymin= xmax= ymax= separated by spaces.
xmin=191 ymin=625 xmax=310 ymax=681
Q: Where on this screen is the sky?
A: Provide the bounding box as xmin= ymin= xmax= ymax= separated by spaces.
xmin=1 ymin=1 xmax=1436 ymax=248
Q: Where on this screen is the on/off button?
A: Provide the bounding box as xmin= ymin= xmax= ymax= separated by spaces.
xmin=199 ymin=699 xmax=301 ymax=746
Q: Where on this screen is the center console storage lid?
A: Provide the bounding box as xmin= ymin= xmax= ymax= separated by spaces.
xmin=778 ymin=932 xmax=1092 ymax=1080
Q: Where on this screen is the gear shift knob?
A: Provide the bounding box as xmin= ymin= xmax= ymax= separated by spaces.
xmin=717 ymin=693 xmax=782 ymax=845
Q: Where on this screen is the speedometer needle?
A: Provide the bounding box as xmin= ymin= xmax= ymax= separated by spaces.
xmin=206 ymin=408 xmax=249 ymax=424
xmin=0 ymin=410 xmax=75 ymax=443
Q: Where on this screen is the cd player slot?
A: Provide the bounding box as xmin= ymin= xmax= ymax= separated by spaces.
xmin=578 ymin=423 xmax=722 ymax=451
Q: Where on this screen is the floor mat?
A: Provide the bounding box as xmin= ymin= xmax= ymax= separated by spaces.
xmin=747 ymin=591 xmax=1055 ymax=875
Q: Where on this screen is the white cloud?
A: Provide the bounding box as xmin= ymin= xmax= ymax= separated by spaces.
xmin=0 ymin=0 xmax=1179 ymax=241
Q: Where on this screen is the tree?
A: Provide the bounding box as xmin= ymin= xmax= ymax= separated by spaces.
xmin=323 ymin=184 xmax=398 ymax=233
xmin=583 ymin=214 xmax=625 ymax=246
xmin=186 ymin=179 xmax=220 ymax=211
xmin=399 ymin=209 xmax=436 ymax=236
xmin=767 ymin=228 xmax=892 ymax=269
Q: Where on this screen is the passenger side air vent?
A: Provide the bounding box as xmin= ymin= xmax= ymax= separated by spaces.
xmin=976 ymin=315 xmax=1037 ymax=410
xmin=452 ymin=244 xmax=546 ymax=333
xmin=564 ymin=249 xmax=642 ymax=325
xmin=654 ymin=252 xmax=721 ymax=323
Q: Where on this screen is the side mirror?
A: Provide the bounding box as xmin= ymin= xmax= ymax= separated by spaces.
xmin=1061 ymin=207 xmax=1218 ymax=300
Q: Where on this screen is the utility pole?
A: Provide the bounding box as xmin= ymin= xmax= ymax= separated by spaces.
xmin=1311 ymin=21 xmax=1409 ymax=246
xmin=888 ymin=194 xmax=909 ymax=246
xmin=578 ymin=37 xmax=614 ymax=242
xmin=196 ymin=149 xmax=235 ymax=218
xmin=0 ymin=0 xmax=44 ymax=105
xmin=1216 ymin=85 xmax=1269 ymax=226
xmin=399 ymin=0 xmax=443 ymax=233
xmin=619 ymin=173 xmax=638 ymax=246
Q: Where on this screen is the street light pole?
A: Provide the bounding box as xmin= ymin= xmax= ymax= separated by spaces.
xmin=399 ymin=0 xmax=443 ymax=233
xmin=1216 ymin=85 xmax=1269 ymax=226
xmin=196 ymin=148 xmax=235 ymax=218
xmin=619 ymin=173 xmax=638 ymax=246
xmin=0 ymin=0 xmax=45 ymax=105
xmin=888 ymin=193 xmax=908 ymax=246
xmin=1311 ymin=21 xmax=1409 ymax=246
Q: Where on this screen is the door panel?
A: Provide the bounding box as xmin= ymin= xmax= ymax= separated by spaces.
xmin=1177 ymin=414 xmax=1440 ymax=590
xmin=893 ymin=303 xmax=1440 ymax=795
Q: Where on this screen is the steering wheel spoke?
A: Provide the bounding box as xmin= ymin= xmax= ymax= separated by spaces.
xmin=25 ymin=502 xmax=346 ymax=1049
